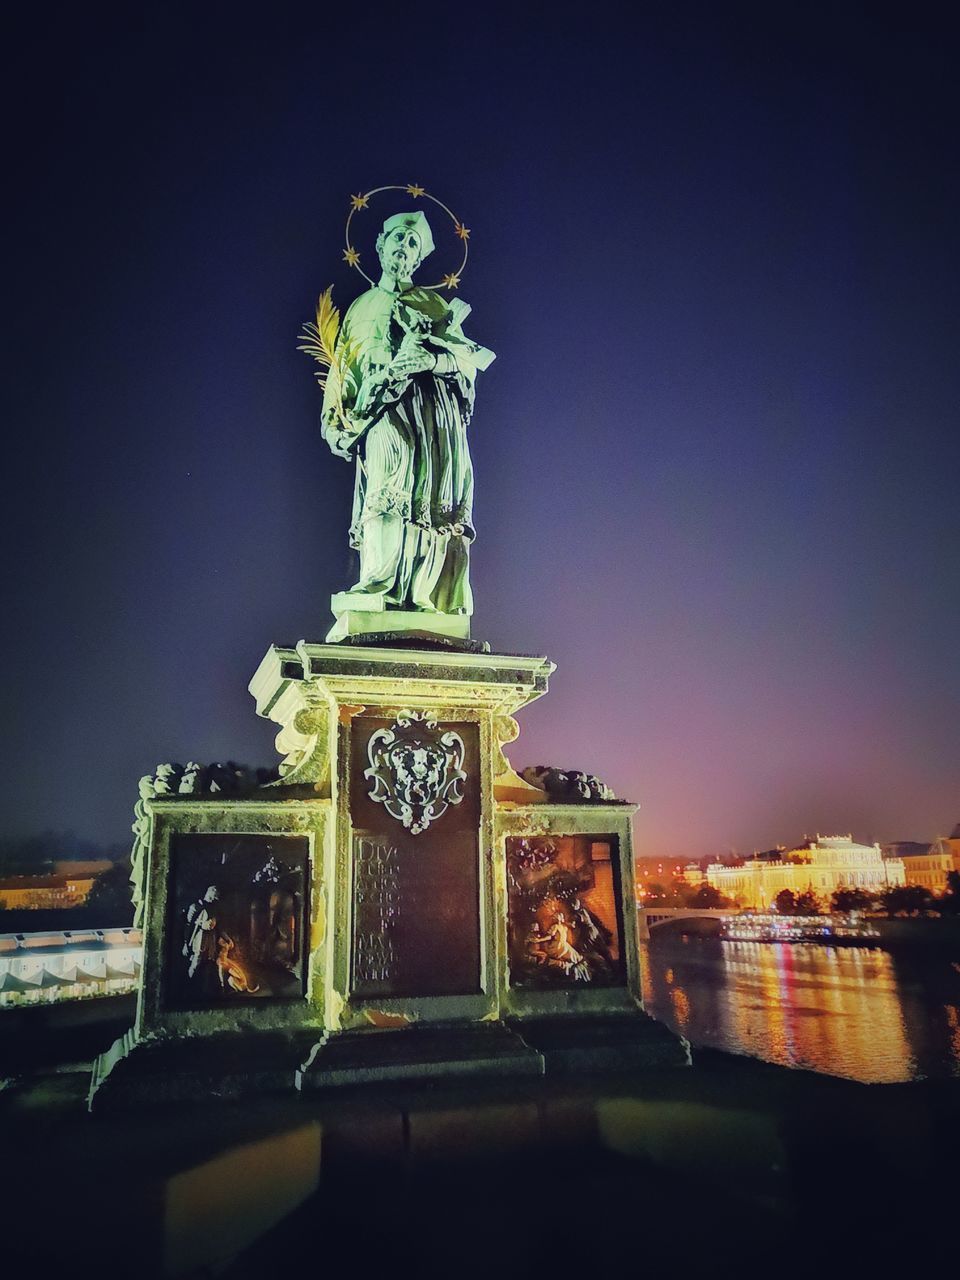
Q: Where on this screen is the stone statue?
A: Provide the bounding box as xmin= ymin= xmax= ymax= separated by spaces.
xmin=520 ymin=765 xmax=616 ymax=803
xmin=309 ymin=206 xmax=494 ymax=641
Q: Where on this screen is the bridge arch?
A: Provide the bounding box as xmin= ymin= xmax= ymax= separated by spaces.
xmin=636 ymin=907 xmax=730 ymax=941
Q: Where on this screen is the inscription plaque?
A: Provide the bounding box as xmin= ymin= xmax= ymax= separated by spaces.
xmin=350 ymin=715 xmax=482 ymax=999
xmin=353 ymin=837 xmax=400 ymax=986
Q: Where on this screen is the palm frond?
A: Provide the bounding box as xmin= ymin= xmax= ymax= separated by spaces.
xmin=297 ymin=286 xmax=342 ymax=386
xmin=317 ymin=287 xmax=341 ymax=360
xmin=297 ymin=286 xmax=363 ymax=401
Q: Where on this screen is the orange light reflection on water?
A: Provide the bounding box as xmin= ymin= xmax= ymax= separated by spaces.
xmin=639 ymin=938 xmax=951 ymax=1083
xmin=947 ymin=1004 xmax=960 ymax=1062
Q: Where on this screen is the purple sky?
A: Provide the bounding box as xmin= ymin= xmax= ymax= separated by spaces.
xmin=4 ymin=4 xmax=957 ymax=860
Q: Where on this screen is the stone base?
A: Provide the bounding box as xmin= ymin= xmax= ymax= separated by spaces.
xmin=326 ymin=595 xmax=471 ymax=644
xmin=297 ymin=1022 xmax=543 ymax=1091
xmin=88 ymin=1027 xmax=319 ymax=1111
xmin=297 ymin=1014 xmax=688 ymax=1092
xmin=89 ymin=1014 xmax=688 ymax=1107
xmin=508 ymin=1012 xmax=691 ymax=1074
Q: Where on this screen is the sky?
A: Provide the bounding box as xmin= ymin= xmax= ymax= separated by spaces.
xmin=3 ymin=2 xmax=957 ymax=861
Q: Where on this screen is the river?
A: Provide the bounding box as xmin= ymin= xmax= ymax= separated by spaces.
xmin=639 ymin=934 xmax=960 ymax=1082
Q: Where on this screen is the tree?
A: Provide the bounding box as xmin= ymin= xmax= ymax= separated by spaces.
xmin=84 ymin=860 xmax=134 ymax=926
xmin=879 ymin=884 xmax=934 ymax=917
xmin=686 ymin=882 xmax=732 ymax=909
xmin=794 ymin=890 xmax=823 ymax=916
xmin=774 ymin=889 xmax=797 ymax=915
xmin=939 ymin=870 xmax=960 ymax=916
xmin=831 ymin=887 xmax=873 ymax=914
xmin=0 ymin=830 xmax=128 ymax=877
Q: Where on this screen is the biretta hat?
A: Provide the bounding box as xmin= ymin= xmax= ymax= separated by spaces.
xmin=381 ymin=210 xmax=435 ymax=259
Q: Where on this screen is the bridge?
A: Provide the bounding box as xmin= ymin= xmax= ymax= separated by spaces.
xmin=636 ymin=907 xmax=731 ymax=941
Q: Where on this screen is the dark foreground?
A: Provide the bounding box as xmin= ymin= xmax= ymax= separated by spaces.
xmin=2 ymin=1008 xmax=959 ymax=1277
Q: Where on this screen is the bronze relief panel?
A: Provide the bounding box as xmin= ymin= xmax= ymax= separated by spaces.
xmin=506 ymin=835 xmax=626 ymax=988
xmin=164 ymin=834 xmax=309 ymax=1009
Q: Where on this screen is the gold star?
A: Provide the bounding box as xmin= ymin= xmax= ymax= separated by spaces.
xmin=441 ymin=272 xmax=460 ymax=290
xmin=405 ymin=183 xmax=426 ymax=198
xmin=349 ymin=193 xmax=369 ymax=210
xmin=454 ymin=222 xmax=471 ymax=240
xmin=343 ymin=246 xmax=361 ymax=268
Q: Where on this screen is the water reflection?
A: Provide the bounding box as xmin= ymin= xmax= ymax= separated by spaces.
xmin=639 ymin=936 xmax=960 ymax=1083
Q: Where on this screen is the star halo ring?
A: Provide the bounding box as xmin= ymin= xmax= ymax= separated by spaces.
xmin=344 ymin=184 xmax=470 ymax=291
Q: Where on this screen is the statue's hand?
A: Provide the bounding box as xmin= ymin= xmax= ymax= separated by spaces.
xmin=331 ymin=428 xmax=358 ymax=460
xmin=388 ymin=343 xmax=437 ymax=381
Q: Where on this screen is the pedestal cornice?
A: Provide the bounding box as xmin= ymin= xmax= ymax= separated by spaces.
xmin=250 ymin=641 xmax=556 ymax=719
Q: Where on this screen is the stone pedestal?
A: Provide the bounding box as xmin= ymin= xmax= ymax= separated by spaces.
xmin=89 ymin=638 xmax=686 ymax=1107
xmin=326 ymin=595 xmax=471 ymax=643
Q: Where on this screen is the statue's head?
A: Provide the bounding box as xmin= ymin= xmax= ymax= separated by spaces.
xmin=376 ymin=210 xmax=435 ymax=281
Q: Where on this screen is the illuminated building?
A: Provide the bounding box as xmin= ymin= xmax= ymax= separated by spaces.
xmin=705 ymin=834 xmax=905 ymax=909
xmin=678 ymin=863 xmax=705 ymax=886
xmin=896 ymin=848 xmax=954 ymax=893
xmin=883 ymin=829 xmax=960 ymax=894
xmin=931 ymin=822 xmax=960 ymax=872
xmin=0 ymin=873 xmax=98 ymax=910
xmin=0 ymin=928 xmax=142 ymax=1005
xmin=899 ymin=843 xmax=958 ymax=893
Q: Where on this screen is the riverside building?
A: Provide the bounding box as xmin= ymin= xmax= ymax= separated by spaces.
xmin=705 ymin=834 xmax=905 ymax=909
xmin=898 ymin=837 xmax=959 ymax=894
xmin=0 ymin=873 xmax=98 ymax=910
xmin=931 ymin=823 xmax=960 ymax=872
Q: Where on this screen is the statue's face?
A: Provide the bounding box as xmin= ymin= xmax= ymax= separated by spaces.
xmin=378 ymin=225 xmax=422 ymax=279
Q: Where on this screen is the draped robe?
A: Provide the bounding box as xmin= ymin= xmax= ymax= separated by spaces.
xmin=322 ymin=283 xmax=494 ymax=615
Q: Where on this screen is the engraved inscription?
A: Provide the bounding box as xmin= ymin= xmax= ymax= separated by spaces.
xmin=352 ymin=837 xmax=400 ymax=986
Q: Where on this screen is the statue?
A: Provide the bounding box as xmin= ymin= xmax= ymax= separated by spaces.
xmin=183 ymin=884 xmax=219 ymax=980
xmin=300 ymin=190 xmax=494 ymax=642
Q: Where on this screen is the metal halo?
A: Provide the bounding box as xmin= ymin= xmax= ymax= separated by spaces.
xmin=344 ymin=184 xmax=470 ymax=291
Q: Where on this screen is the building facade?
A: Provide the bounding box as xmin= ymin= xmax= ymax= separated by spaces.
xmin=0 ymin=873 xmax=98 ymax=910
xmin=931 ymin=823 xmax=960 ymax=872
xmin=898 ymin=827 xmax=960 ymax=894
xmin=897 ymin=848 xmax=955 ymax=894
xmin=706 ymin=834 xmax=905 ymax=909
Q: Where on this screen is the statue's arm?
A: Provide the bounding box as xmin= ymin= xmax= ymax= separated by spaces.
xmin=321 ymin=310 xmax=371 ymax=458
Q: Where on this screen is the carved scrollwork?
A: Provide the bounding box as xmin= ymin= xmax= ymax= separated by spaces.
xmin=275 ymin=703 xmax=331 ymax=784
xmin=364 ymin=710 xmax=466 ymax=835
xmin=294 ymin=707 xmax=327 ymax=736
xmin=493 ymin=714 xmax=520 ymax=777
